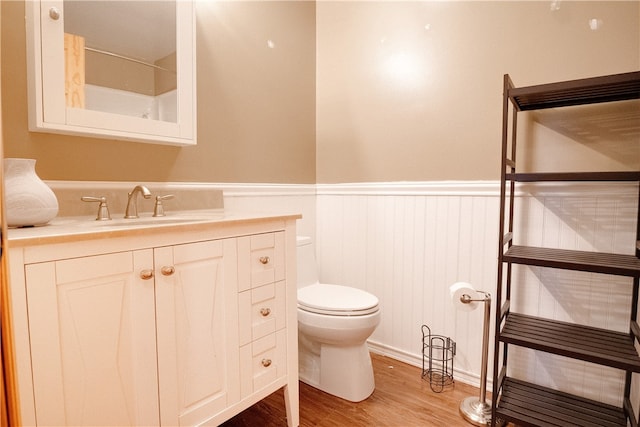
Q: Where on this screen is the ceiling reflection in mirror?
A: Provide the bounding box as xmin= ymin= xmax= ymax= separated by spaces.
xmin=63 ymin=1 xmax=177 ymax=122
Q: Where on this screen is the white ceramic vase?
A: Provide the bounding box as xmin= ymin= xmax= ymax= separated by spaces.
xmin=4 ymin=158 xmax=58 ymax=227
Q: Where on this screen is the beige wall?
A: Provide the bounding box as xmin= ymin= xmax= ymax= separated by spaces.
xmin=1 ymin=1 xmax=316 ymax=184
xmin=316 ymin=1 xmax=640 ymax=183
xmin=2 ymin=1 xmax=638 ymax=185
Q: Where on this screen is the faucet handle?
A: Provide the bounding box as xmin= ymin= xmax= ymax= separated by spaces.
xmin=81 ymin=196 xmax=111 ymax=221
xmin=153 ymin=194 xmax=175 ymax=217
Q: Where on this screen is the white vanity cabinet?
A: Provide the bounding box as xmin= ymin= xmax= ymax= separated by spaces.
xmin=6 ymin=215 xmax=300 ymax=426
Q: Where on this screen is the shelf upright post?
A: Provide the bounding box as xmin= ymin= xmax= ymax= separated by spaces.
xmin=491 ymin=73 xmax=515 ymax=427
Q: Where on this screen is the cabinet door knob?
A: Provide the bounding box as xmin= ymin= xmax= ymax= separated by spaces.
xmin=260 ymin=308 xmax=271 ymax=317
xmin=261 ymin=358 xmax=272 ymax=367
xmin=259 ymin=256 xmax=270 ymax=265
xmin=140 ymin=269 xmax=154 ymax=280
xmin=161 ymin=266 xmax=175 ymax=276
xmin=49 ymin=7 xmax=60 ymax=20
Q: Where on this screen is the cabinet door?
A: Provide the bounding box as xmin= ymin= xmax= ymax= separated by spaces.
xmin=25 ymin=250 xmax=159 ymax=426
xmin=155 ymin=239 xmax=240 ymax=426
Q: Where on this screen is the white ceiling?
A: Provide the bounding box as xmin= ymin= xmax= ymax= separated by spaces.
xmin=63 ymin=1 xmax=176 ymax=62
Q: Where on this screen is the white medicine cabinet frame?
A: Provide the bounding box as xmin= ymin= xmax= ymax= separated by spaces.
xmin=26 ymin=0 xmax=197 ymax=146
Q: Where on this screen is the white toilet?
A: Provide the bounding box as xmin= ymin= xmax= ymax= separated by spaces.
xmin=296 ymin=236 xmax=381 ymax=402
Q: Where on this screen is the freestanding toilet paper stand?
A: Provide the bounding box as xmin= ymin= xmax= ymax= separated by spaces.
xmin=458 ymin=289 xmax=492 ymax=426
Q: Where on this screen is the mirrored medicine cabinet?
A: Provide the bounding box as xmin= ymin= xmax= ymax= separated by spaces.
xmin=26 ymin=0 xmax=196 ymax=146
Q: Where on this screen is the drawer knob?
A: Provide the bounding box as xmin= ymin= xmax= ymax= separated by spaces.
xmin=259 ymin=256 xmax=270 ymax=265
xmin=140 ymin=269 xmax=154 ymax=280
xmin=161 ymin=266 xmax=175 ymax=276
xmin=260 ymin=307 xmax=271 ymax=317
xmin=261 ymin=358 xmax=272 ymax=367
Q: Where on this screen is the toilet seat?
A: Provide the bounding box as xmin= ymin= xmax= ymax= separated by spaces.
xmin=298 ymin=283 xmax=379 ymax=316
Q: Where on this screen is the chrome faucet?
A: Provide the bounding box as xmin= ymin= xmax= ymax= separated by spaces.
xmin=124 ymin=185 xmax=152 ymax=219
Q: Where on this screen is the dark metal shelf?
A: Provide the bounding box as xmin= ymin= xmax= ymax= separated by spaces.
xmin=496 ymin=377 xmax=627 ymax=427
xmin=503 ymin=245 xmax=640 ymax=277
xmin=494 ymin=71 xmax=640 ymax=427
xmin=509 ymin=71 xmax=640 ymax=111
xmin=506 ymin=171 xmax=640 ymax=182
xmin=501 ymin=313 xmax=640 ymax=372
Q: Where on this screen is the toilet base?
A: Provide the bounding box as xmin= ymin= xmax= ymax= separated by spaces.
xmin=299 ymin=340 xmax=375 ymax=402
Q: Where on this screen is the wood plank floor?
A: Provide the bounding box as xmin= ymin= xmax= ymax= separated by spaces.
xmin=222 ymin=353 xmax=485 ymax=426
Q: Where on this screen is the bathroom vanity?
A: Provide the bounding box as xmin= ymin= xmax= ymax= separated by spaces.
xmin=5 ymin=212 xmax=300 ymax=426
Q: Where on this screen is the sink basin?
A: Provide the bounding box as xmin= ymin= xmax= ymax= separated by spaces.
xmin=84 ymin=215 xmax=217 ymax=228
xmin=43 ymin=211 xmax=226 ymax=232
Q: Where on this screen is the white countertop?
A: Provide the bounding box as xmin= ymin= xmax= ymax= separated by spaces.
xmin=7 ymin=210 xmax=302 ymax=247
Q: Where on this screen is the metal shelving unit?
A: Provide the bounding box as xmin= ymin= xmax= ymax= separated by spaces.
xmin=491 ymin=71 xmax=640 ymax=427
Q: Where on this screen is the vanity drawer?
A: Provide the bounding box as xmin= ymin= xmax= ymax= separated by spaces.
xmin=238 ymin=281 xmax=286 ymax=346
xmin=240 ymin=330 xmax=287 ymax=399
xmin=238 ymin=232 xmax=285 ymax=292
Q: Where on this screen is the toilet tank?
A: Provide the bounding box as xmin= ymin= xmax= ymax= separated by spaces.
xmin=296 ymin=236 xmax=319 ymax=288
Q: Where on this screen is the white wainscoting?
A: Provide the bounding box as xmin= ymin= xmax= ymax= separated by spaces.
xmin=316 ymin=182 xmax=501 ymax=388
xmin=316 ymin=181 xmax=639 ymax=404
xmin=219 ymin=183 xmax=317 ymax=240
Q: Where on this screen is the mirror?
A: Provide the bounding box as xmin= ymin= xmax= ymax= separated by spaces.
xmin=26 ymin=0 xmax=196 ymax=146
xmin=63 ymin=1 xmax=177 ymax=122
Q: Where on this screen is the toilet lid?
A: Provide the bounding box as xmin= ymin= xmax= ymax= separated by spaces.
xmin=298 ymin=284 xmax=379 ymax=316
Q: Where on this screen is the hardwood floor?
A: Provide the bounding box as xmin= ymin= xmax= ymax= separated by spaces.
xmin=222 ymin=353 xmax=484 ymax=426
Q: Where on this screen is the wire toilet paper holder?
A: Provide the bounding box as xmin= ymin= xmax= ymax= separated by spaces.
xmin=421 ymin=324 xmax=456 ymax=392
xmin=455 ymin=286 xmax=492 ymax=426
